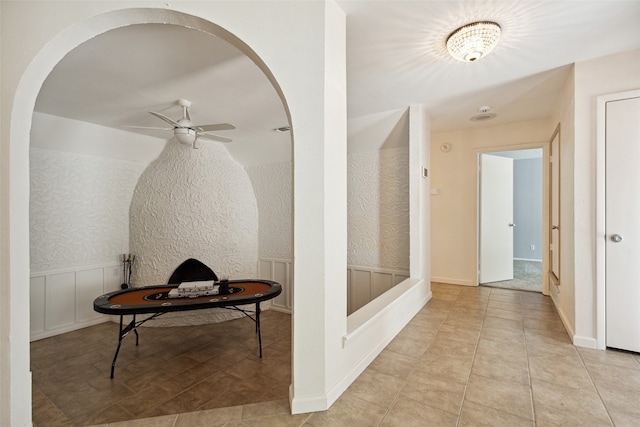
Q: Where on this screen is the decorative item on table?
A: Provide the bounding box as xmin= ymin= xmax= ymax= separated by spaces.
xmin=120 ymin=254 xmax=136 ymax=289
xmin=217 ymin=274 xmax=230 ymax=294
xmin=168 ymin=280 xmax=219 ymax=298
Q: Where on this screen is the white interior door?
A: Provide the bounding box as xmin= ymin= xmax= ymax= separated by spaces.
xmin=479 ymin=154 xmax=514 ymax=284
xmin=606 ymin=95 xmax=640 ymax=353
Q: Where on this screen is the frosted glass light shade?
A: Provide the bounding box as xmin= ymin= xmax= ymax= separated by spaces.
xmin=446 ymin=21 xmax=501 ymax=62
xmin=174 ymin=127 xmax=196 ymax=145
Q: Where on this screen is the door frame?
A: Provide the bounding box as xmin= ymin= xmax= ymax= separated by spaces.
xmin=595 ymin=89 xmax=640 ymax=350
xmin=475 ymin=143 xmax=550 ymax=295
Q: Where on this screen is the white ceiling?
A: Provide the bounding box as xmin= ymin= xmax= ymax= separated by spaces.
xmin=34 ymin=1 xmax=640 ymax=165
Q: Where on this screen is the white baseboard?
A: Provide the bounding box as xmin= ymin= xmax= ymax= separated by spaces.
xmin=431 ymin=276 xmax=474 ymax=287
xmin=573 ymin=335 xmax=597 ymax=349
xmin=30 ymin=317 xmax=109 ymax=341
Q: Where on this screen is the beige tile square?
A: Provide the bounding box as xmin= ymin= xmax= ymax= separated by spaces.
xmin=464 ymin=374 xmax=533 ymax=420
xmin=448 ymin=306 xmax=487 ymax=321
xmin=427 ymin=335 xmax=478 ymax=361
xmin=305 ymin=394 xmax=387 ymax=427
xmin=101 ymin=414 xmax=178 ymax=427
xmin=368 ymin=348 xmax=417 ymax=380
xmin=531 ymin=379 xmax=612 ymax=425
xmin=386 ymin=334 xmax=430 ymax=359
xmin=585 ymin=359 xmax=640 ymax=392
xmin=486 ymin=307 xmax=524 ymax=321
xmin=528 ymin=353 xmax=594 ymax=390
xmin=471 ymin=352 xmax=530 ymax=385
xmin=482 ymin=315 xmax=523 ymax=332
xmin=475 ymin=337 xmax=527 ymax=364
xmin=233 ymin=412 xmax=311 ymax=427
xmin=399 ymin=374 xmax=466 ymax=415
xmin=381 ymin=396 xmax=458 ymax=426
xmin=487 ymin=299 xmax=522 ymax=313
xmin=436 ymin=324 xmax=481 ymax=344
xmin=413 ymin=353 xmax=473 ymax=384
xmin=344 ymin=369 xmax=405 ymax=409
xmin=577 ymin=346 xmax=640 ymax=370
xmin=459 ymin=400 xmax=534 ymax=427
xmin=595 ymin=381 xmax=640 ymax=427
xmin=242 ymin=399 xmax=289 ymax=420
xmin=174 ymin=406 xmax=242 ymax=426
xmin=479 ymin=325 xmax=525 ymax=346
xmin=441 ymin=315 xmax=483 ymax=332
xmin=523 ymin=317 xmax=567 ymax=334
xmin=395 ymin=322 xmax=439 ymax=342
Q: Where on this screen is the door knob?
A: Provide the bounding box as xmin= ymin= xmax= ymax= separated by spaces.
xmin=611 ymin=234 xmax=623 ymax=243
xmin=552 ymin=225 xmax=559 ymax=230
xmin=508 ymin=223 xmax=516 ymax=227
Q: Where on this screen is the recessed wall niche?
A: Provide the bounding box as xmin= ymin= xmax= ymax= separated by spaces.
xmin=129 ymin=140 xmax=259 ymax=325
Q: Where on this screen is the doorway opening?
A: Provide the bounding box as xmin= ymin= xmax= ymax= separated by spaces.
xmin=478 ymin=148 xmax=543 ymax=293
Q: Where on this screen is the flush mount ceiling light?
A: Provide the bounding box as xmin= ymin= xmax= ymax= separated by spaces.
xmin=446 ymin=21 xmax=501 ymax=62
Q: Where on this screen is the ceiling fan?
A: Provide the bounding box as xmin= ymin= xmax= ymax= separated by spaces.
xmin=131 ymin=99 xmax=235 ymax=148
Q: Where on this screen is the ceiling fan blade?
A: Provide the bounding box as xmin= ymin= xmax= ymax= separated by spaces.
xmin=149 ymin=111 xmax=180 ymax=127
xmin=198 ymin=133 xmax=233 ymax=143
xmin=197 ymin=123 xmax=236 ymax=132
xmin=126 ymin=125 xmax=173 ymax=131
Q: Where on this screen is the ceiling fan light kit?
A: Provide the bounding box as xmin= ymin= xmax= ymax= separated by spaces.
xmin=174 ymin=127 xmax=196 ymax=145
xmin=446 ymin=21 xmax=501 ymax=62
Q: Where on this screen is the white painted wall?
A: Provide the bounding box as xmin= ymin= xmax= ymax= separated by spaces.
xmin=430 ymin=118 xmax=553 ymax=286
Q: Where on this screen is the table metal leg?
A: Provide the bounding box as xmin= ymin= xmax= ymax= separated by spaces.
xmin=256 ymin=302 xmax=263 ymax=358
xmin=110 ymin=316 xmax=125 ymax=379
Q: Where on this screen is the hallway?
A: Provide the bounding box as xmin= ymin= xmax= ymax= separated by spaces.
xmin=33 ymin=283 xmax=640 ymax=426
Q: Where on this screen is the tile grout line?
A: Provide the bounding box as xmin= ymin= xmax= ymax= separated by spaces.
xmin=520 ymin=292 xmax=537 ymax=426
xmin=376 ymin=303 xmax=448 ymax=427
xmin=453 ymin=287 xmax=488 ymax=427
xmin=574 ymin=348 xmax=616 ymax=426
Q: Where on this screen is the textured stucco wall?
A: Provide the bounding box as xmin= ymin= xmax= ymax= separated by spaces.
xmin=245 ymin=149 xmax=409 ymax=272
xmin=129 ymin=140 xmax=259 ymax=325
xmin=30 ymin=147 xmax=145 ymax=272
xmin=246 ymin=162 xmax=292 ymax=259
xmin=347 ymin=147 xmax=409 ymax=270
xmin=130 ymin=140 xmax=258 ymax=284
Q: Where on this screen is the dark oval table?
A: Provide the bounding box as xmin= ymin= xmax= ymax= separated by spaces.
xmin=93 ymin=279 xmax=282 ymax=378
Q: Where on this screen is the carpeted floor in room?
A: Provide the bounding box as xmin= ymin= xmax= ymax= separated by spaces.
xmin=482 ymin=259 xmax=542 ymax=292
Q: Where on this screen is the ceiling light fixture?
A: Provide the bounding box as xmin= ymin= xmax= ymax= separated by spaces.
xmin=446 ymin=21 xmax=501 ymax=62
xmin=174 ymin=127 xmax=196 ymax=145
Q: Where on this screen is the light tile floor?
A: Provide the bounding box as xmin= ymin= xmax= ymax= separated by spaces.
xmin=36 ymin=283 xmax=640 ymax=426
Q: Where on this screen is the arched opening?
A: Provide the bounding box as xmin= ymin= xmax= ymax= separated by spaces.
xmin=10 ymin=8 xmax=293 ymax=425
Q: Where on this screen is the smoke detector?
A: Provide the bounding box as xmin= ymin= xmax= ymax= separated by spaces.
xmin=470 ymin=105 xmax=497 ymax=122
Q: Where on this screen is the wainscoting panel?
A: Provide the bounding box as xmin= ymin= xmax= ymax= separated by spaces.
xmin=30 ymin=263 xmax=122 ymax=341
xmin=348 ymin=266 xmax=410 ymax=314
xmin=45 ymin=272 xmax=76 ymax=332
xmin=258 ymin=258 xmax=292 ymax=313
